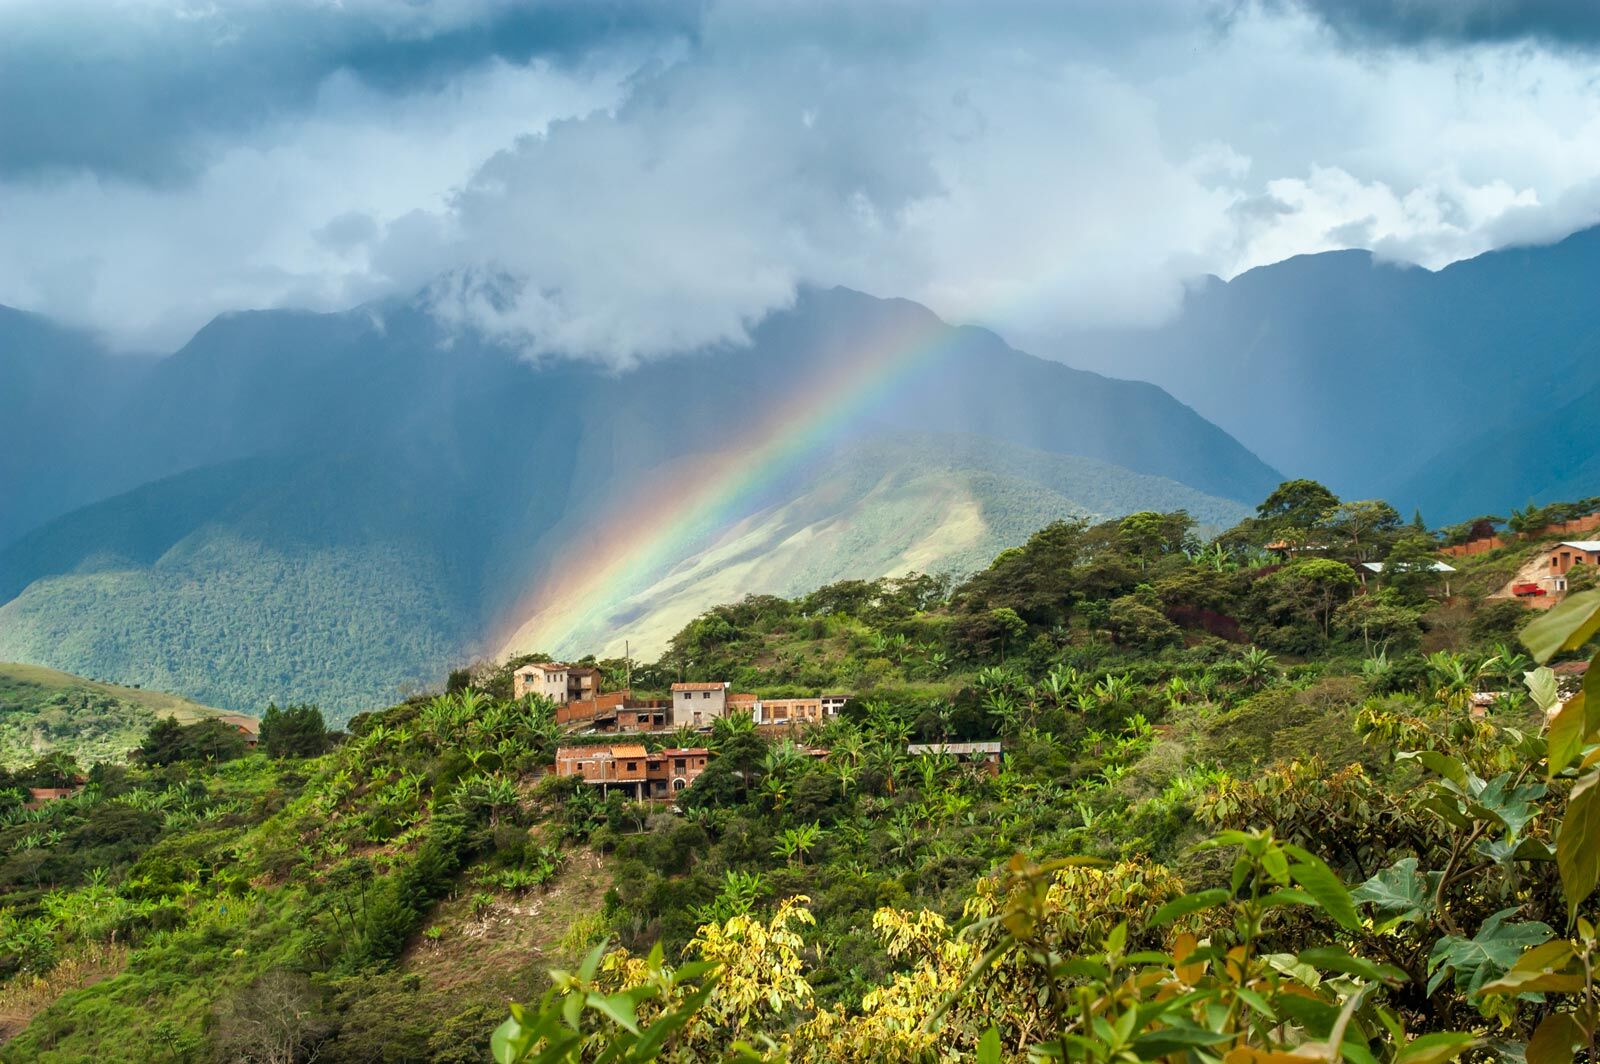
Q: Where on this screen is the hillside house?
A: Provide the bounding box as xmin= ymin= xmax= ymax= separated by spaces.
xmin=514 ymin=662 xmax=571 ymax=703
xmin=25 ymin=785 xmax=83 ymax=809
xmin=554 ymin=744 xmax=711 ymax=798
xmin=1544 ymin=542 xmax=1600 ymax=592
xmin=216 ymin=714 xmax=260 ymax=748
xmin=753 ymin=695 xmax=848 ymax=729
xmin=671 ymin=682 xmax=730 ymax=727
xmin=1497 ymin=541 xmax=1600 ymax=603
xmin=1357 ymin=560 xmax=1455 ymax=596
xmin=566 ymin=666 xmax=602 ymax=702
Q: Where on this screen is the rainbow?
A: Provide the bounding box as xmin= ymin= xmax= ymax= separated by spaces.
xmin=494 ymin=305 xmax=965 ymax=659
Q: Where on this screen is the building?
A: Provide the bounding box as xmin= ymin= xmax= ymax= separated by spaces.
xmin=1356 ymin=560 xmax=1455 ymax=596
xmin=907 ymin=740 xmax=1004 ymax=773
xmin=1543 ymin=541 xmax=1600 ymax=592
xmin=615 ymin=702 xmax=672 ymax=732
xmin=671 ymin=682 xmax=729 ymax=727
xmin=753 ymin=695 xmax=847 ymax=729
xmin=514 ymin=662 xmax=571 ymax=703
xmin=216 ymin=714 xmax=261 ymax=748
xmin=1497 ymin=541 xmax=1600 ymax=603
xmin=25 ymin=786 xmax=83 ymax=808
xmin=651 ymin=747 xmax=712 ymax=797
xmin=553 ymin=744 xmax=712 ymax=799
xmin=566 ymin=666 xmax=602 ymax=702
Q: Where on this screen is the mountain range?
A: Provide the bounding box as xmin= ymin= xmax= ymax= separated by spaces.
xmin=1055 ymin=225 xmax=1600 ymax=518
xmin=0 ymin=288 xmax=1273 ymax=716
xmin=6 ymin=227 xmax=1599 ymax=716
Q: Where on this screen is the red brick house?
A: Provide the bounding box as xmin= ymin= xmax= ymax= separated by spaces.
xmin=554 ymin=744 xmax=712 ymax=799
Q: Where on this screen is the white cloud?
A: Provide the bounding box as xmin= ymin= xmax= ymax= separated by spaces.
xmin=6 ymin=0 xmax=1600 ymax=360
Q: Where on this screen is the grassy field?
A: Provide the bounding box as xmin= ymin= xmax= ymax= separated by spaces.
xmin=0 ymin=662 xmax=238 ymax=769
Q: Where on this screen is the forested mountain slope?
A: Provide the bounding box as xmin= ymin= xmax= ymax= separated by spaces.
xmin=1056 ymin=225 xmax=1600 ymax=514
xmin=0 ymin=289 xmax=1275 ymax=716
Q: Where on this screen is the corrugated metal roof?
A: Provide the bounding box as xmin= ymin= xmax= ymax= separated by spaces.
xmin=908 ymin=741 xmax=1003 ymax=755
xmin=1558 ymin=541 xmax=1600 ymax=552
xmin=1360 ymin=561 xmax=1455 ymax=572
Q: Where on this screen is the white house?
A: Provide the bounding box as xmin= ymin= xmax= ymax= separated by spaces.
xmin=514 ymin=661 xmax=571 ymax=703
xmin=670 ymin=681 xmax=729 ymax=727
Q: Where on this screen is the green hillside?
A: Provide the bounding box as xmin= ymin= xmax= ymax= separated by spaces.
xmin=509 ymin=430 xmax=1250 ymax=660
xmin=0 ymin=487 xmax=1585 ymax=1062
xmin=0 ymin=663 xmax=234 ymax=769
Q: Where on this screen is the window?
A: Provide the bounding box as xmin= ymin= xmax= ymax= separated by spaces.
xmin=702 ymin=691 xmax=712 ymax=699
xmin=626 ymin=761 xmax=638 ymax=771
xmin=674 ymin=758 xmax=686 ymax=772
xmin=674 ymin=779 xmax=686 ymax=791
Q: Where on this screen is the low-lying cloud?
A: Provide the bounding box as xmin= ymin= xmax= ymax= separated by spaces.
xmin=5 ymin=0 xmax=1600 ymax=362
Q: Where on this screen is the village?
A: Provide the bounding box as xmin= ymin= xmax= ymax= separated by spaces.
xmin=512 ymin=661 xmax=998 ymax=800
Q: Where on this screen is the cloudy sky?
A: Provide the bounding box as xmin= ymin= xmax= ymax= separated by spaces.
xmin=5 ymin=0 xmax=1600 ymax=364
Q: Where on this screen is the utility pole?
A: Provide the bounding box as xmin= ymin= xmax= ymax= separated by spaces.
xmin=625 ymin=640 xmax=632 ymax=693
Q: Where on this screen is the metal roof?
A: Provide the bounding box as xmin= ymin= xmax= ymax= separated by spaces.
xmin=908 ymin=741 xmax=1003 ymax=755
xmin=1359 ymin=561 xmax=1455 ymax=573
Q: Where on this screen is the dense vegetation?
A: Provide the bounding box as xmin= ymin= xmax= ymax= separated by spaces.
xmin=3 ymin=481 xmax=1599 ymax=1061
xmin=0 ymin=664 xmax=233 ymax=770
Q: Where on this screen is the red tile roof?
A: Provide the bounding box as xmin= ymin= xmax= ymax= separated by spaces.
xmin=671 ymin=682 xmax=727 ymax=692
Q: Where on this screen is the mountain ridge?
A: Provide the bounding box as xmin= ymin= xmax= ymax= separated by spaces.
xmin=0 ymin=287 xmax=1274 ymax=715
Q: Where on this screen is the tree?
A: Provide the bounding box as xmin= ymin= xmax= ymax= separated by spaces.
xmin=1328 ymin=499 xmax=1403 ymax=561
xmin=260 ymin=702 xmax=329 ymax=758
xmin=1250 ymin=558 xmax=1361 ymax=647
xmin=1334 ymin=588 xmax=1423 ymax=656
xmin=1255 ymin=479 xmax=1339 ymax=532
xmin=138 ymin=717 xmax=247 ymax=765
xmin=1105 ymin=596 xmax=1181 ymax=650
xmin=1381 ymin=533 xmax=1446 ymax=603
xmin=989 ymin=607 xmax=1026 ymax=663
xmin=1116 ymin=511 xmax=1195 ymax=567
xmin=211 ymin=969 xmax=331 ymax=1064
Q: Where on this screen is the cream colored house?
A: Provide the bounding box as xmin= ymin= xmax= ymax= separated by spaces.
xmin=671 ymin=681 xmax=729 ymax=727
xmin=514 ymin=661 xmax=571 ymax=703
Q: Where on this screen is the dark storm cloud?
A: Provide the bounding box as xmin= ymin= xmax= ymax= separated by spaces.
xmin=0 ymin=1 xmax=701 ymax=184
xmin=1290 ymin=0 xmax=1600 ymax=47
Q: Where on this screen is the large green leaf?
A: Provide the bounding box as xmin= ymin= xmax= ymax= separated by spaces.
xmin=1469 ymin=774 xmax=1545 ymax=841
xmin=1558 ymin=769 xmax=1600 ymax=913
xmin=1526 ymin=666 xmax=1560 ymax=714
xmin=1147 ymin=888 xmax=1230 ymax=928
xmin=1525 ymin=1011 xmax=1583 ymax=1064
xmin=1521 ymin=589 xmax=1600 ymax=663
xmin=1285 ymin=846 xmax=1360 ymax=930
xmin=975 ymin=1027 xmax=1002 ymax=1064
xmin=1296 ymin=946 xmax=1406 ymax=986
xmin=1427 ymin=909 xmax=1553 ymax=996
xmin=1351 ymin=858 xmax=1438 ymax=926
xmin=1393 ymin=1032 xmax=1477 ymax=1064
xmin=1546 ymin=690 xmax=1589 ymax=777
